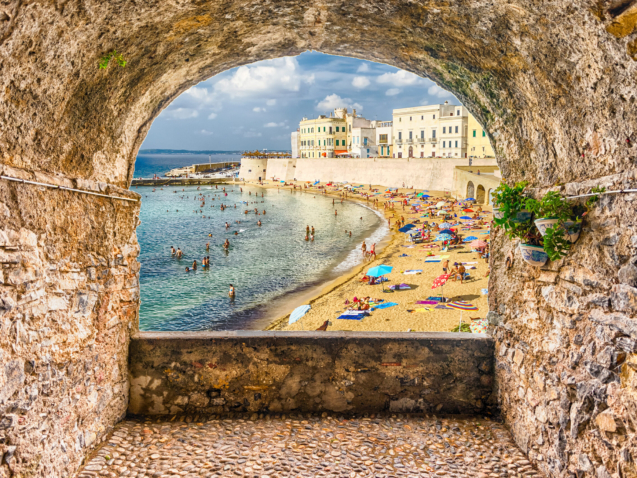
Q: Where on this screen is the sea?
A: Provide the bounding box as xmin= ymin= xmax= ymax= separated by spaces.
xmin=133 ymin=155 xmax=388 ymax=331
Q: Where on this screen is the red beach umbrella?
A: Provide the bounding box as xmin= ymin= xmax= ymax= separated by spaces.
xmin=463 ymin=208 xmax=474 ymax=212
xmin=432 ymin=273 xmax=451 ymax=299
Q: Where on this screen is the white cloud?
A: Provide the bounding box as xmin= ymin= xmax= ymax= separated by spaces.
xmin=266 ymin=99 xmax=277 ymax=106
xmin=207 ymin=112 xmax=218 ymax=119
xmin=244 ymin=131 xmax=262 ymax=138
xmin=352 ymin=76 xmax=370 ymax=89
xmin=199 ymin=129 xmax=214 ymax=136
xmin=264 ymin=122 xmax=286 ymax=128
xmin=357 ymin=63 xmax=370 ymax=73
xmin=164 ymin=108 xmax=199 ymax=120
xmin=253 ymin=107 xmax=266 ymax=113
xmin=377 ymin=70 xmax=423 ymax=87
xmin=385 ymin=88 xmax=401 ymax=96
xmin=316 ymin=94 xmax=363 ymax=112
xmin=213 ymin=57 xmax=314 ymax=98
xmin=428 ymin=84 xmax=453 ymax=98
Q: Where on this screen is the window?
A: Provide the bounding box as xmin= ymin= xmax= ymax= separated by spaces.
xmin=421 ymin=116 xmax=423 ymax=120
xmin=455 ymin=141 xmax=458 ymax=147
xmin=432 ymin=130 xmax=436 ymax=138
xmin=329 ymin=127 xmax=333 ymax=134
xmin=421 ymin=130 xmax=424 ymax=139
xmin=409 ymin=131 xmax=412 ymax=139
xmin=482 ymin=130 xmax=486 ymax=137
xmin=455 ymin=126 xmax=458 ymax=134
xmin=473 ymin=130 xmax=476 ymax=137
xmin=379 ymin=134 xmax=388 ymax=143
xmin=399 ymin=118 xmax=401 ymax=122
xmin=410 ymin=117 xmax=412 ymax=121
xmin=398 ymin=132 xmax=402 ymax=140
xmin=364 ymin=137 xmax=368 ymax=146
xmin=457 ymin=109 xmax=460 ymax=116
xmin=450 ymin=112 xmax=454 ymax=116
xmin=443 ymin=141 xmax=446 ymax=148
xmin=433 ymin=114 xmax=436 ymax=119
xmin=349 ymin=125 xmax=351 ymax=132
xmin=443 ymin=127 xmax=446 ymax=134
xmin=336 ymin=140 xmax=339 ymax=146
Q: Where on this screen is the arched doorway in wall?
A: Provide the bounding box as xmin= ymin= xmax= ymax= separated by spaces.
xmin=476 ymin=185 xmax=486 ymax=204
xmin=466 ymin=181 xmax=475 ymax=199
xmin=408 ymin=146 xmax=414 ymax=158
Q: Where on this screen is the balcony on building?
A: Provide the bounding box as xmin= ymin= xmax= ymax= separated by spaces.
xmin=429 ymin=137 xmax=438 ymax=143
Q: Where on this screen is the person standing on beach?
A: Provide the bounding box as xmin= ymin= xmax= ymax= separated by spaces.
xmin=311 ymin=226 xmax=315 ymax=236
xmin=335 ymin=210 xmax=338 ymax=217
xmin=370 ymin=243 xmax=376 ymax=260
xmin=362 ymin=241 xmax=367 ymax=257
xmin=442 ymin=259 xmax=449 ymax=273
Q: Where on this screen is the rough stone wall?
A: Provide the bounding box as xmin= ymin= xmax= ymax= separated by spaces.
xmin=0 ymin=165 xmax=140 ymax=477
xmin=1 ymin=0 xmax=637 ymax=477
xmin=128 ymin=331 xmax=495 ymax=416
xmin=489 ymin=170 xmax=637 ymax=478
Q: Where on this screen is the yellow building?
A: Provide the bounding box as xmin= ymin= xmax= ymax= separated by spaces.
xmin=467 ymin=114 xmax=496 ymax=158
xmin=299 ymin=109 xmax=349 ymax=158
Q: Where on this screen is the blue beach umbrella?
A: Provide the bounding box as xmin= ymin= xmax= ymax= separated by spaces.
xmin=464 ymin=236 xmax=478 ymax=242
xmin=367 ymin=265 xmax=393 ymax=277
xmin=438 ymin=222 xmax=452 ymax=229
xmin=398 ymin=224 xmax=416 ymax=233
xmin=465 ymin=197 xmax=475 ymax=201
xmin=460 ymin=215 xmax=472 ymax=220
xmin=289 ymin=305 xmax=311 ymax=325
xmin=439 ymin=229 xmax=455 ymax=235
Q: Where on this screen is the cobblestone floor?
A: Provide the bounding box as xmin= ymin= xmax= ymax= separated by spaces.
xmin=77 ymin=414 xmax=543 ymax=478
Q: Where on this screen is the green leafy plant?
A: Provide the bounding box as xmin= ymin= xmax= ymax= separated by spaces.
xmin=525 ymin=191 xmax=572 ymax=221
xmin=451 ymin=322 xmax=472 ymax=332
xmin=542 ymin=226 xmax=571 ymax=261
xmin=584 ymin=186 xmax=606 ymax=215
xmin=491 ymin=181 xmax=535 ymax=241
xmin=99 ymin=50 xmax=127 ymax=70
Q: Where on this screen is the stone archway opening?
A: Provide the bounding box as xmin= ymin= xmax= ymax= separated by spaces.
xmin=3 ymin=2 xmax=637 ymax=477
xmin=476 ymin=184 xmax=486 ymax=204
xmin=466 ymin=181 xmax=475 ymax=199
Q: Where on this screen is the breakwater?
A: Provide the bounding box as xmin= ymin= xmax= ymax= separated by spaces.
xmin=131 ymin=178 xmax=234 ymax=186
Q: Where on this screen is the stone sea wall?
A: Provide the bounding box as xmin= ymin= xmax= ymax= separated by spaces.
xmin=128 ymin=331 xmax=495 ymax=416
xmin=489 ymin=171 xmax=637 ymax=478
xmin=0 ymin=165 xmax=140 ymax=477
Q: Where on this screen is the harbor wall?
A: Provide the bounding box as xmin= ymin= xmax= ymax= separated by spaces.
xmin=239 ymin=157 xmax=499 ymax=191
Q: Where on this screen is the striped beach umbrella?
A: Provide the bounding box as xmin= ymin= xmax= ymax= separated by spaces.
xmin=446 ymin=301 xmax=479 ymax=311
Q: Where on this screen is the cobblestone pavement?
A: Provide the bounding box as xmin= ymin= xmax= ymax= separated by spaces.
xmin=77 ymin=414 xmax=543 ymax=478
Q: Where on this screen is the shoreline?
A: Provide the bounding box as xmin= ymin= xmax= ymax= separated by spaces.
xmin=234 ymin=179 xmax=491 ymax=333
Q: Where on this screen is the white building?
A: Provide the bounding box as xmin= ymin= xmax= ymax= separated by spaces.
xmin=375 ymin=120 xmax=393 ymax=158
xmin=350 ymin=126 xmax=377 ymax=158
xmin=291 ymin=130 xmax=300 ymax=158
xmin=392 ymin=102 xmax=468 ymax=159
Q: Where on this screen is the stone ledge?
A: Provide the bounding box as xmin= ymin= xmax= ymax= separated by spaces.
xmin=129 ymin=331 xmax=495 ymax=416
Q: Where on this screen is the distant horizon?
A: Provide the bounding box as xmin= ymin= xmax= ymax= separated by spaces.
xmin=138 ymin=148 xmax=291 ymax=155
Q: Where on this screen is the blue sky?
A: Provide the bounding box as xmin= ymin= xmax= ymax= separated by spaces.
xmin=140 ymin=52 xmax=458 ymax=151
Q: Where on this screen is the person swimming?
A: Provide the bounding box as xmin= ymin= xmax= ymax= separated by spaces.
xmin=177 ymin=248 xmax=182 ymax=258
xmin=223 ymin=239 xmax=230 ymax=250
xmin=229 ymin=284 xmax=235 ymax=298
xmin=257 ymin=220 xmax=262 ymax=226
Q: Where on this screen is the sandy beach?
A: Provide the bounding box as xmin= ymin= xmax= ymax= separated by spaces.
xmin=239 ymin=179 xmax=491 ymax=333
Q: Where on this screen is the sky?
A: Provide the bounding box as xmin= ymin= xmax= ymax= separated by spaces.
xmin=140 ymin=52 xmax=458 ymax=151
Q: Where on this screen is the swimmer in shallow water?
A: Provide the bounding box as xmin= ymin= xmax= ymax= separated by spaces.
xmin=257 ymin=220 xmax=262 ymax=226
xmin=223 ymin=239 xmax=230 ymax=250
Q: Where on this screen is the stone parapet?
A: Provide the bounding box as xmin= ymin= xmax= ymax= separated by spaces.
xmin=128 ymin=331 xmax=495 ymax=416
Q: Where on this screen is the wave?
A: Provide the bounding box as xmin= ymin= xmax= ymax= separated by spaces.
xmin=332 ymin=204 xmax=389 ymax=273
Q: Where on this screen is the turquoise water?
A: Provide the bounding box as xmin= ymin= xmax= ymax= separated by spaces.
xmin=136 ymin=184 xmax=387 ymax=331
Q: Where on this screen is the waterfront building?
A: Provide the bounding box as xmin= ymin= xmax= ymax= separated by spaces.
xmin=299 ymin=109 xmax=348 ymax=158
xmin=350 ymin=125 xmax=377 ymax=158
xmin=392 ymin=101 xmax=468 ymax=158
xmin=375 ymin=121 xmax=393 ymax=158
xmin=467 ymin=114 xmax=496 ymax=158
xmin=291 ymin=130 xmax=300 ymax=158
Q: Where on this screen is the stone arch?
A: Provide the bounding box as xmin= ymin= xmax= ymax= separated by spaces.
xmin=476 ymin=184 xmax=486 ymax=204
xmin=487 ymin=188 xmax=494 ymax=205
xmin=2 ymin=3 xmax=637 ymax=478
xmin=466 ymin=181 xmax=475 ymax=199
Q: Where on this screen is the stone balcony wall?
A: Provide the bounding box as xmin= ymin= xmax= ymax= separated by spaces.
xmin=128 ymin=331 xmax=495 ymax=416
xmin=0 ymin=165 xmax=140 ymax=477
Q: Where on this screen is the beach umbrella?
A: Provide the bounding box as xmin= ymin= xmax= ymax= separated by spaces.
xmin=435 ymin=233 xmax=453 ymax=242
xmin=465 ymin=197 xmax=475 ymax=201
xmin=460 ymin=215 xmax=472 ymax=220
xmin=439 ymin=222 xmax=452 ymax=229
xmin=463 ymin=208 xmax=474 ymax=212
xmin=447 ymin=301 xmax=479 ymax=311
xmin=464 ymin=236 xmax=478 ymax=241
xmin=431 ymin=273 xmax=451 ymax=298
xmin=367 ymin=264 xmax=393 ymax=277
xmin=436 ymin=210 xmax=447 ymax=215
xmin=470 ymin=240 xmax=488 ymax=248
xmin=289 ymin=305 xmax=311 ymax=325
xmin=439 ymin=229 xmax=455 ymax=235
xmin=398 ymin=224 xmax=416 ymax=233
xmin=436 ymin=201 xmax=446 ymax=208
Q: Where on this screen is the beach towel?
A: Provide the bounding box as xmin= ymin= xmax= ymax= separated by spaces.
xmin=461 ymin=262 xmax=478 ymax=264
xmin=424 ymin=259 xmax=441 ymax=263
xmin=404 ymin=270 xmax=422 ymax=275
xmin=416 ymin=300 xmax=438 ymax=305
xmin=435 ymin=304 xmax=451 ymax=309
xmin=427 ymin=296 xmax=444 ymax=302
xmin=371 ymin=302 xmax=398 ymax=311
xmin=470 ymin=318 xmax=488 ymax=334
xmin=447 ymin=301 xmax=479 ymax=311
xmin=414 ymin=307 xmax=433 ymax=312
xmin=337 ymin=313 xmax=367 ymax=320
xmin=389 ymin=283 xmax=411 ymax=290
